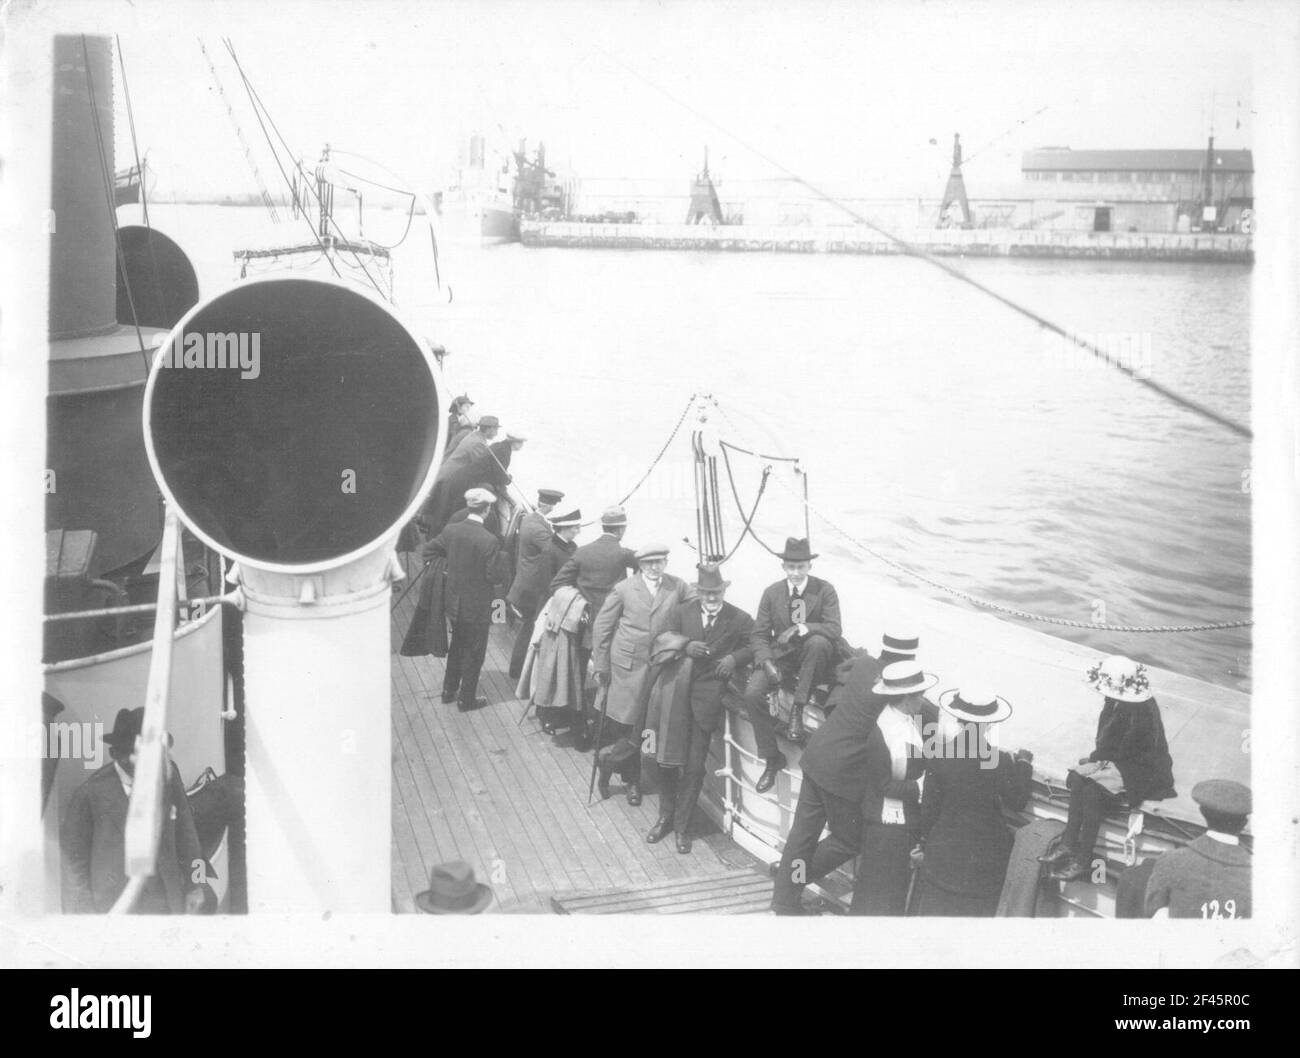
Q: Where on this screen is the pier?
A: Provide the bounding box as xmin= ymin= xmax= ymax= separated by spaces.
xmin=520 ymin=221 xmax=1253 ymax=262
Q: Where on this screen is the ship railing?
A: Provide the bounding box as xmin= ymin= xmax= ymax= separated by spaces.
xmin=108 ymin=508 xmax=183 ymax=914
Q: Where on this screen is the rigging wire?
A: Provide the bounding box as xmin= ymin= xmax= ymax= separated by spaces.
xmin=116 ymin=36 xmax=169 ymax=328
xmin=602 ymin=53 xmax=1252 ymax=442
xmin=81 ymin=35 xmax=149 ymax=376
xmin=705 ymin=395 xmax=1251 ymax=633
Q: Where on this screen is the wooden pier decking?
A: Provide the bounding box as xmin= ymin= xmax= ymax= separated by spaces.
xmin=389 ymin=583 xmax=769 ymax=914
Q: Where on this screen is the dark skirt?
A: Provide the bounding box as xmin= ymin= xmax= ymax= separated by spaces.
xmin=850 ymin=823 xmax=913 ymax=916
xmin=911 ymin=875 xmax=999 ymax=917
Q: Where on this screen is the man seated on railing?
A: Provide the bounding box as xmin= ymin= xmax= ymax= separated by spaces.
xmin=743 ymin=537 xmax=842 ymax=793
xmin=60 ymin=707 xmax=208 ymax=914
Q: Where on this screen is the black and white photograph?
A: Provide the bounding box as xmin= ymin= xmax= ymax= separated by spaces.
xmin=1 ymin=0 xmax=1297 ymax=983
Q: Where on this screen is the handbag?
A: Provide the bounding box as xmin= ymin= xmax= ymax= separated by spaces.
xmin=1073 ymin=760 xmax=1125 ymax=795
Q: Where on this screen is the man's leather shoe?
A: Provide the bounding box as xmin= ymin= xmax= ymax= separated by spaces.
xmin=1037 ymin=844 xmax=1073 ymax=865
xmin=458 ymin=696 xmax=489 ymax=712
xmin=625 ymin=782 xmax=642 ymax=807
xmin=441 ymin=690 xmax=458 ymax=704
xmin=755 ymin=753 xmax=787 ymax=794
xmin=646 ymin=815 xmax=673 ymax=843
xmin=675 ymin=832 xmax=692 ymax=854
xmin=785 ymin=702 xmax=807 ymax=745
xmin=541 ymin=719 xmax=560 ymax=735
xmin=571 ymin=720 xmax=591 ymax=752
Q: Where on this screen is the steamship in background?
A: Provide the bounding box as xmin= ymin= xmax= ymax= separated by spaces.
xmin=40 ymin=34 xmax=1250 ymax=921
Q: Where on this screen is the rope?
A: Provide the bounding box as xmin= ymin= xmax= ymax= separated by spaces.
xmin=718 ymin=442 xmax=785 ymax=558
xmin=115 ymin=37 xmax=149 ymax=228
xmin=605 ymin=55 xmax=1252 ymax=442
xmin=718 ymin=464 xmax=772 ymax=563
xmin=708 ymin=395 xmax=1251 ymax=633
xmin=717 ymin=439 xmax=800 ymax=464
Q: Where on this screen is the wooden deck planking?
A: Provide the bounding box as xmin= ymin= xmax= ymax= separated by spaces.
xmin=389 ymin=579 xmax=766 ymax=913
xmin=552 ymin=869 xmax=773 ymax=915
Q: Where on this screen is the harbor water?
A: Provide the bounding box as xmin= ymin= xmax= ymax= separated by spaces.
xmin=149 ymin=204 xmax=1252 ymax=695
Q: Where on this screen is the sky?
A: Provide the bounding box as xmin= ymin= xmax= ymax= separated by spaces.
xmin=17 ymin=0 xmax=1276 ymax=199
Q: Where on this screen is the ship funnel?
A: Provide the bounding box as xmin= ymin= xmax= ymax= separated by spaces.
xmin=116 ymin=225 xmax=200 ymax=330
xmin=143 ymin=275 xmax=445 ymax=913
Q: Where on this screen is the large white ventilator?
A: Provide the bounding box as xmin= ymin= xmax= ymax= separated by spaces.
xmin=143 ymin=276 xmax=445 ymax=912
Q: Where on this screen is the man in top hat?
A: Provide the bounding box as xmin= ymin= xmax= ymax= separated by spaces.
xmin=506 ymin=488 xmax=567 ymax=680
xmin=590 ymin=543 xmax=694 ymax=805
xmin=743 ymin=537 xmax=842 ymax=793
xmin=1143 ymin=780 xmax=1252 ymax=919
xmin=422 ymin=487 xmax=510 ymax=711
xmin=549 ymin=505 xmax=639 ymax=746
xmin=771 ymin=628 xmax=923 ymax=914
xmin=60 ymin=707 xmax=207 ymax=914
xmin=646 ymin=563 xmax=754 ymax=853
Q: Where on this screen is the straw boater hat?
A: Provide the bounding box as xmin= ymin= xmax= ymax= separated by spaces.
xmin=880 ymin=628 xmax=919 ymax=658
xmin=871 ymin=660 xmax=939 ymax=696
xmin=463 ymin=487 xmax=495 ymax=510
xmin=549 ymin=508 xmax=582 ymax=528
xmin=1085 ymin=654 xmax=1153 ymax=703
xmin=937 ymin=686 xmax=1013 ymax=724
xmin=635 ymin=542 xmax=670 ymax=561
xmin=694 ymin=563 xmax=730 ymax=590
xmin=414 ymin=861 xmax=494 ymax=915
xmin=778 ymin=537 xmax=818 ymax=563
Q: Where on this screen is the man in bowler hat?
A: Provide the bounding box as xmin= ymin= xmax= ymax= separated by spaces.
xmin=743 ymin=537 xmax=842 ymax=792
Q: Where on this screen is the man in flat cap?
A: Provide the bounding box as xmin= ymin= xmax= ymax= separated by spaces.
xmin=419 ymin=415 xmax=503 ymax=536
xmin=549 ymin=505 xmax=639 ymax=747
xmin=743 ymin=536 xmax=843 ymax=793
xmin=1144 ymin=779 xmax=1252 ymax=919
xmin=422 ymin=487 xmax=510 ymax=711
xmin=590 ymin=543 xmax=693 ymax=804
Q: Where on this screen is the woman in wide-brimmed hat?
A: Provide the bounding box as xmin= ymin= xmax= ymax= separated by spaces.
xmin=912 ymin=687 xmax=1034 ymax=916
xmin=1040 ymin=655 xmax=1176 ymax=881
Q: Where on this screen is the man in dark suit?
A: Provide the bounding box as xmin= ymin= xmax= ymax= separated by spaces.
xmin=60 ymin=707 xmax=207 ymax=914
xmin=422 ymin=487 xmax=509 ymax=712
xmin=507 ymin=488 xmax=565 ymax=680
xmin=1143 ymin=779 xmax=1252 ymax=919
xmin=770 ymin=629 xmax=921 ymax=914
xmin=419 ymin=414 xmax=503 ymax=535
xmin=548 ymin=505 xmax=638 ymax=746
xmin=743 ymin=537 xmax=842 ymax=792
xmin=647 ymin=563 xmax=754 ymax=853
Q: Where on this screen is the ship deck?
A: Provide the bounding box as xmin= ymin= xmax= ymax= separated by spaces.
xmin=388 ymin=580 xmax=770 ymax=914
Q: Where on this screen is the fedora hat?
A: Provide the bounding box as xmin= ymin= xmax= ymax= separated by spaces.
xmin=414 ymin=861 xmax=494 ymax=915
xmin=104 ymin=707 xmax=173 ymax=749
xmin=778 ymin=537 xmax=818 ymax=563
xmin=477 ymin=414 xmax=500 ymax=429
xmin=600 ymin=505 xmax=628 ymax=528
xmin=693 ymin=563 xmax=730 ymax=591
xmin=871 ymin=660 xmax=939 ymax=697
xmin=1085 ymin=655 xmax=1153 ymax=703
xmin=937 ymin=686 xmax=1013 ymax=724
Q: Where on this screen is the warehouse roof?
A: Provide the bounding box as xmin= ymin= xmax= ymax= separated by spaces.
xmin=1022 ymin=148 xmax=1254 ymax=173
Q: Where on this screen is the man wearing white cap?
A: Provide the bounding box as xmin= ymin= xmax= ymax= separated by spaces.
xmin=422 ymin=487 xmax=509 ymax=711
xmin=590 ymin=543 xmax=693 ymax=804
xmin=771 ymin=630 xmax=924 ymax=915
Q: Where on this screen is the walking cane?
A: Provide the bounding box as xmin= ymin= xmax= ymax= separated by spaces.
xmin=904 ymin=846 xmax=923 ymax=916
xmin=586 ymin=682 xmax=611 ymax=805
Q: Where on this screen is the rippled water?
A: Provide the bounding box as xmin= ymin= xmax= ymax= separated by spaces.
xmin=154 ymin=205 xmax=1252 ymax=692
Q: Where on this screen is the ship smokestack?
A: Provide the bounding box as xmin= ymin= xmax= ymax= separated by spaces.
xmin=143 ymin=275 xmax=445 ymax=913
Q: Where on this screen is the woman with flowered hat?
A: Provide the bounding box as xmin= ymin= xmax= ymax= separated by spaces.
xmin=1040 ymin=655 xmax=1176 ymax=881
